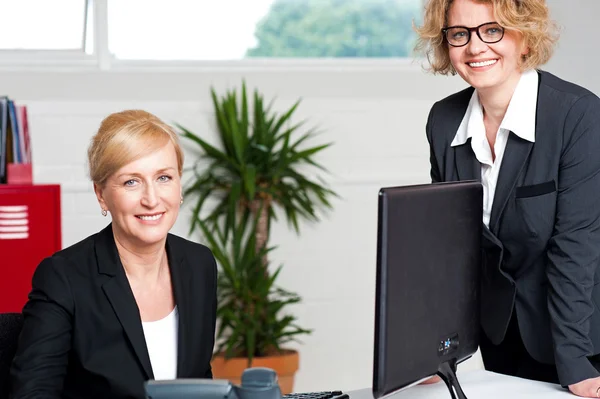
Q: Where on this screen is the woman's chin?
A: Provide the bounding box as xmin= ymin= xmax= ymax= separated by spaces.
xmin=122 ymin=224 xmax=172 ymax=247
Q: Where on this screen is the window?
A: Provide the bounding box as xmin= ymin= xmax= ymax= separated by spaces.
xmin=0 ymin=0 xmax=423 ymax=65
xmin=107 ymin=0 xmax=423 ymax=60
xmin=0 ymin=0 xmax=90 ymax=52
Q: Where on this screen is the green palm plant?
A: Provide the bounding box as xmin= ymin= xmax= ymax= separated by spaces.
xmin=177 ymin=81 xmax=337 ymax=361
xmin=199 ymin=212 xmax=310 ymax=361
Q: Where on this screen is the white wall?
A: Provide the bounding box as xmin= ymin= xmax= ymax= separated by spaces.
xmin=0 ymin=0 xmax=598 ymax=392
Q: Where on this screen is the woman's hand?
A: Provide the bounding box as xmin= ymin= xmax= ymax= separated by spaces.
xmin=420 ymin=375 xmax=442 ymax=385
xmin=569 ymin=376 xmax=600 ymax=397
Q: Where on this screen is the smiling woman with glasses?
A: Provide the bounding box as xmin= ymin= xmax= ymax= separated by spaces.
xmin=414 ymin=0 xmax=600 ymax=397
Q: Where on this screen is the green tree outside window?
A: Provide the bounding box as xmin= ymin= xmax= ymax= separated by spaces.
xmin=246 ymin=0 xmax=422 ymax=58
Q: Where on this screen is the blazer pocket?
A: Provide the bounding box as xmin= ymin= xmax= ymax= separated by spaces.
xmin=514 ymin=183 xmax=557 ymax=240
xmin=515 ymin=180 xmax=556 ymax=198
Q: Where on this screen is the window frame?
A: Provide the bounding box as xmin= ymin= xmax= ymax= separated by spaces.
xmin=0 ymin=0 xmax=100 ymax=68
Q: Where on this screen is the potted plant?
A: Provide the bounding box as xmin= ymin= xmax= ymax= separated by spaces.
xmin=177 ymin=81 xmax=337 ymax=393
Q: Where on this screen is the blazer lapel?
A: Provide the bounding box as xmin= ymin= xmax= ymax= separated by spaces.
xmin=450 ymin=87 xmax=481 ymax=182
xmin=488 ymin=133 xmax=534 ymax=234
xmin=489 ymin=70 xmax=547 ymax=234
xmin=167 ymin=235 xmax=192 ymax=377
xmin=454 ymin=141 xmax=481 ymax=182
xmin=96 ymin=224 xmax=154 ymax=380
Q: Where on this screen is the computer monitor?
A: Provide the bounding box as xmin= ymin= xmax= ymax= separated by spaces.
xmin=372 ymin=181 xmax=482 ymax=399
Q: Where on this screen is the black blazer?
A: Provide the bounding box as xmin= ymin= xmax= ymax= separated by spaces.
xmin=426 ymin=70 xmax=600 ymax=386
xmin=10 ymin=224 xmax=217 ymax=399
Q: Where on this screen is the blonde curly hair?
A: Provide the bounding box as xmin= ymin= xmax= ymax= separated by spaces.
xmin=414 ymin=0 xmax=560 ymax=75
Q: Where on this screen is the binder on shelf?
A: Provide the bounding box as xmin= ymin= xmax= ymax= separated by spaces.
xmin=0 ymin=97 xmax=7 ymax=184
xmin=0 ymin=96 xmax=32 ymax=184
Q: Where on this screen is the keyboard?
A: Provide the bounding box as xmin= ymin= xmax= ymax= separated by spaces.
xmin=283 ymin=391 xmax=349 ymax=399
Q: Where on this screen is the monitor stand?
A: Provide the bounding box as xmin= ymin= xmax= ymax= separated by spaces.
xmin=436 ymin=359 xmax=467 ymax=399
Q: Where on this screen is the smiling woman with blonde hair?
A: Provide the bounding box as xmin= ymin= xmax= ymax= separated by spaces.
xmin=415 ymin=0 xmax=559 ymax=75
xmin=10 ymin=110 xmax=218 ymax=399
xmin=415 ymin=0 xmax=600 ymax=397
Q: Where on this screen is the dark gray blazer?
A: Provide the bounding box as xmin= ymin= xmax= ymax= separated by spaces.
xmin=10 ymin=224 xmax=217 ymax=399
xmin=426 ymin=70 xmax=600 ymax=386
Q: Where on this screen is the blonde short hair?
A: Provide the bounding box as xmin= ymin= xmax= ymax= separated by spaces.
xmin=414 ymin=0 xmax=560 ymax=75
xmin=88 ymin=110 xmax=184 ymax=186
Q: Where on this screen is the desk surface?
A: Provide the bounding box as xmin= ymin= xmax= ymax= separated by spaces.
xmin=349 ymin=370 xmax=572 ymax=399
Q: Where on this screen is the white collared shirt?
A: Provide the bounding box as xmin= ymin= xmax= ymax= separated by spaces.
xmin=451 ymin=69 xmax=538 ymax=227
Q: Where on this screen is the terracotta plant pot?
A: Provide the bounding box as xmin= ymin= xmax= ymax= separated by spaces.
xmin=211 ymin=350 xmax=299 ymax=394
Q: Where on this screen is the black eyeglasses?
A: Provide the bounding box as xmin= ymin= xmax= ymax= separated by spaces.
xmin=442 ymin=22 xmax=505 ymax=47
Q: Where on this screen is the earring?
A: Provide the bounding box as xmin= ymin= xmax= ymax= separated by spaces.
xmin=101 ymin=209 xmax=107 ymax=217
xmin=180 ymin=196 xmax=184 ymax=205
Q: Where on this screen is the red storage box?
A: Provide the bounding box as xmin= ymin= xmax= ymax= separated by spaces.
xmin=6 ymin=163 xmax=34 ymax=185
xmin=0 ymin=184 xmax=62 ymax=312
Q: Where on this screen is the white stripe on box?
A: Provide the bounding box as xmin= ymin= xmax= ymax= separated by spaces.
xmin=0 ymin=219 xmax=28 ymax=226
xmin=0 ymin=206 xmax=28 ymax=212
xmin=0 ymin=232 xmax=29 ymax=240
xmin=0 ymin=226 xmax=29 ymax=233
xmin=0 ymin=212 xmax=28 ymax=219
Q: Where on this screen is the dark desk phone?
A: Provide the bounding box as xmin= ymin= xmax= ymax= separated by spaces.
xmin=145 ymin=367 xmax=282 ymax=399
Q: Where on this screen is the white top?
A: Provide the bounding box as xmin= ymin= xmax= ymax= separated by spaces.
xmin=451 ymin=69 xmax=539 ymax=227
xmin=142 ymin=306 xmax=179 ymax=380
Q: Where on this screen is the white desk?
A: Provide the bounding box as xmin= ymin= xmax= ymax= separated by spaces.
xmin=349 ymin=370 xmax=573 ymax=399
